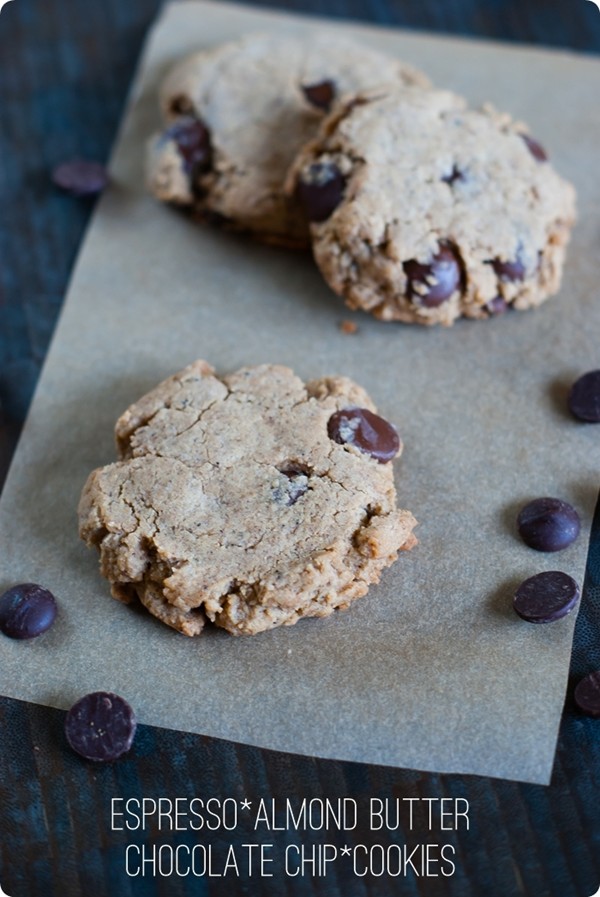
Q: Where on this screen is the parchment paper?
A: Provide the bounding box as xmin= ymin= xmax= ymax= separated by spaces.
xmin=1 ymin=0 xmax=599 ymax=785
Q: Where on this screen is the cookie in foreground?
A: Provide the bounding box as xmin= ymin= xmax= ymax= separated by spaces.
xmin=146 ymin=32 xmax=429 ymax=248
xmin=289 ymin=85 xmax=576 ymax=325
xmin=78 ymin=361 xmax=417 ymax=636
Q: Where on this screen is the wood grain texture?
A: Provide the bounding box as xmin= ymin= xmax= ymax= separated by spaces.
xmin=1 ymin=1 xmax=600 ymax=895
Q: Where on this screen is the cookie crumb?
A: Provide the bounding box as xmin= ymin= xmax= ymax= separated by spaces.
xmin=340 ymin=319 xmax=358 ymax=334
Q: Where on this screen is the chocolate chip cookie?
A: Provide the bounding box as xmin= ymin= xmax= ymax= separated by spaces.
xmin=147 ymin=33 xmax=429 ymax=247
xmin=78 ymin=361 xmax=417 ymax=637
xmin=289 ymin=86 xmax=576 ymax=324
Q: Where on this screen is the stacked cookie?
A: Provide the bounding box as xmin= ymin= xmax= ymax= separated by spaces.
xmin=147 ymin=32 xmax=429 ymax=248
xmin=148 ymin=32 xmax=576 ymax=327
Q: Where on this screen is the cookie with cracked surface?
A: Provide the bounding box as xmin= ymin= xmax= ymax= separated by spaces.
xmin=289 ymin=85 xmax=576 ymax=325
xmin=78 ymin=361 xmax=417 ymax=637
xmin=146 ymin=33 xmax=429 ymax=248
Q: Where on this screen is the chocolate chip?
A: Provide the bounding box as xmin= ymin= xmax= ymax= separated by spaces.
xmin=517 ymin=498 xmax=581 ymax=552
xmin=65 ymin=692 xmax=137 ymax=762
xmin=302 ymin=79 xmax=336 ymax=111
xmin=297 ymin=162 xmax=346 ymax=222
xmin=165 ymin=116 xmax=212 ymax=177
xmin=521 ymin=133 xmax=548 ymax=162
xmin=492 ymin=254 xmax=526 ymax=282
xmin=328 ymin=407 xmax=400 ymax=463
xmin=276 ymin=463 xmax=310 ymax=505
xmin=52 ymin=159 xmax=108 ymax=197
xmin=568 ymin=370 xmax=600 ymax=422
xmin=513 ymin=571 xmax=580 ymax=623
xmin=487 ymin=296 xmax=509 ymax=315
xmin=442 ymin=166 xmax=463 ymax=186
xmin=0 ymin=583 xmax=57 ymax=639
xmin=574 ymin=672 xmax=600 ymax=718
xmin=404 ymin=244 xmax=462 ymax=307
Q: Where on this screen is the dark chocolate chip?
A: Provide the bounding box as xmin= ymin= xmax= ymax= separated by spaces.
xmin=297 ymin=162 xmax=346 ymax=222
xmin=487 ymin=296 xmax=509 ymax=315
xmin=276 ymin=463 xmax=311 ymax=505
xmin=302 ymin=79 xmax=336 ymax=111
xmin=513 ymin=571 xmax=580 ymax=623
xmin=0 ymin=583 xmax=57 ymax=639
xmin=442 ymin=165 xmax=464 ymax=186
xmin=65 ymin=692 xmax=137 ymax=762
xmin=568 ymin=370 xmax=600 ymax=423
xmin=517 ymin=498 xmax=580 ymax=552
xmin=574 ymin=672 xmax=600 ymax=718
xmin=328 ymin=407 xmax=400 ymax=463
xmin=521 ymin=133 xmax=548 ymax=162
xmin=165 ymin=116 xmax=212 ymax=177
xmin=52 ymin=159 xmax=108 ymax=197
xmin=404 ymin=244 xmax=462 ymax=308
xmin=492 ymin=254 xmax=526 ymax=282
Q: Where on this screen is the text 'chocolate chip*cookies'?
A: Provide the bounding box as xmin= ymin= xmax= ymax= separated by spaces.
xmin=146 ymin=32 xmax=429 ymax=248
xmin=78 ymin=362 xmax=417 ymax=637
xmin=289 ymin=85 xmax=576 ymax=325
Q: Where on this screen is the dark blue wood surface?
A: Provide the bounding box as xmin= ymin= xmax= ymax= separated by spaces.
xmin=1 ymin=1 xmax=600 ymax=895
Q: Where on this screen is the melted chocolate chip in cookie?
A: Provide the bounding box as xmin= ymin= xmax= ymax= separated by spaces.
xmin=328 ymin=408 xmax=400 ymax=463
xmin=166 ymin=116 xmax=212 ymax=177
xmin=302 ymin=79 xmax=336 ymax=111
xmin=442 ymin=165 xmax=464 ymax=186
xmin=404 ymin=244 xmax=462 ymax=308
xmin=521 ymin=133 xmax=548 ymax=162
xmin=297 ymin=162 xmax=346 ymax=222
xmin=492 ymin=254 xmax=527 ymax=282
xmin=487 ymin=296 xmax=509 ymax=315
xmin=276 ymin=463 xmax=311 ymax=505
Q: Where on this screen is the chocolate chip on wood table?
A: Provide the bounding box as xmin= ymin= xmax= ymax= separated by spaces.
xmin=513 ymin=571 xmax=580 ymax=623
xmin=0 ymin=583 xmax=57 ymax=639
xmin=52 ymin=159 xmax=108 ymax=196
xmin=568 ymin=370 xmax=600 ymax=422
xmin=574 ymin=672 xmax=600 ymax=718
xmin=517 ymin=498 xmax=580 ymax=552
xmin=78 ymin=361 xmax=417 ymax=637
xmin=65 ymin=692 xmax=137 ymax=761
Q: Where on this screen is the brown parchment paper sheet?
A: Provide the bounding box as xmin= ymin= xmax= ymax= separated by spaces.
xmin=1 ymin=0 xmax=599 ymax=785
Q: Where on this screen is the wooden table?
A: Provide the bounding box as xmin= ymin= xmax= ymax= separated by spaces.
xmin=1 ymin=1 xmax=599 ymax=894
